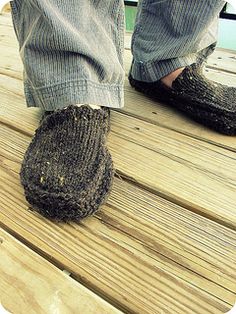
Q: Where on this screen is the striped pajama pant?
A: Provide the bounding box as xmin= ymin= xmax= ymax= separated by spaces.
xmin=10 ymin=0 xmax=225 ymax=110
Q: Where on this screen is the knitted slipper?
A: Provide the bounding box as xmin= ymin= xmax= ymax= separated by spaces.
xmin=20 ymin=105 xmax=114 ymax=222
xmin=129 ymin=63 xmax=236 ymax=135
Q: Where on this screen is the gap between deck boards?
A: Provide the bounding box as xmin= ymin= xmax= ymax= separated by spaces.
xmin=0 ymin=223 xmax=128 ymax=313
xmin=0 ymin=227 xmax=123 ymax=314
xmin=0 ymin=148 xmax=236 ymax=312
xmin=1 ymin=74 xmax=236 ymax=230
xmin=0 ymin=151 xmax=235 ymax=313
xmin=1 ymin=43 xmax=236 ymax=152
xmin=0 ymin=12 xmax=235 ymax=313
xmin=1 ymin=107 xmax=236 ymax=231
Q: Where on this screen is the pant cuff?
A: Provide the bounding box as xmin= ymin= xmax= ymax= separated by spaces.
xmin=24 ymin=79 xmax=124 ymax=110
xmin=130 ymin=54 xmax=197 ymax=82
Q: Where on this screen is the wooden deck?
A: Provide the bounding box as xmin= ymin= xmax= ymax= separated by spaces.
xmin=0 ymin=12 xmax=236 ymax=314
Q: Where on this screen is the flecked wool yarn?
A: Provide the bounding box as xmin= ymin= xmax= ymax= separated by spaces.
xmin=20 ymin=105 xmax=114 ymax=222
xmin=129 ymin=63 xmax=236 ymax=135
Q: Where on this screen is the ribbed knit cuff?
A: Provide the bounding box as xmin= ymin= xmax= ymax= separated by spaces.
xmin=24 ymin=79 xmax=124 ymax=110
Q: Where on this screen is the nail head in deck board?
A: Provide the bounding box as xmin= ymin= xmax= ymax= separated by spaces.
xmin=0 ymin=228 xmax=122 ymax=314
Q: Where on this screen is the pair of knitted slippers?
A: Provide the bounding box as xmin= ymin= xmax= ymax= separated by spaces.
xmin=20 ymin=63 xmax=236 ymax=222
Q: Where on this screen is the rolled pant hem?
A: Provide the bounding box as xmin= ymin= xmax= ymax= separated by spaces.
xmin=130 ymin=54 xmax=197 ymax=82
xmin=24 ymin=79 xmax=124 ymax=110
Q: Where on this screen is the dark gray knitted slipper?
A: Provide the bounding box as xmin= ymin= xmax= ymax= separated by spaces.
xmin=20 ymin=105 xmax=114 ymax=222
xmin=129 ymin=63 xmax=236 ymax=135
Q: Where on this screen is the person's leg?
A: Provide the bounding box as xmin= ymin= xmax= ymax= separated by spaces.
xmin=10 ymin=0 xmax=125 ymax=221
xmin=10 ymin=0 xmax=125 ymax=110
xmin=129 ymin=0 xmax=236 ymax=135
xmin=130 ymin=0 xmax=223 ymax=82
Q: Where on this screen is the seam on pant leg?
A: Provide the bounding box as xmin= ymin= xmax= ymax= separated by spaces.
xmin=10 ymin=0 xmax=21 ymax=41
xmin=131 ymin=0 xmax=148 ymax=53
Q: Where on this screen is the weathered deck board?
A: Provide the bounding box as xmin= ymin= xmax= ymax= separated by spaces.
xmin=110 ymin=113 xmax=236 ymax=228
xmin=1 ymin=79 xmax=236 ymax=229
xmin=0 ymin=130 xmax=235 ymax=312
xmin=0 ymin=228 xmax=122 ymax=314
xmin=1 ymin=12 xmax=236 ymax=314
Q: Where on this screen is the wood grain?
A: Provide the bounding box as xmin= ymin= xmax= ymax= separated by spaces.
xmin=0 ymin=14 xmax=12 ymax=26
xmin=0 ymin=3 xmax=10 ymax=14
xmin=207 ymin=49 xmax=236 ymax=75
xmin=109 ymin=112 xmax=236 ymax=229
xmin=1 ymin=12 xmax=236 ymax=314
xmin=1 ymin=67 xmax=236 ymax=154
xmin=1 ymin=89 xmax=236 ymax=229
xmin=0 ymin=127 xmax=235 ymax=313
xmin=0 ymin=228 xmax=122 ymax=314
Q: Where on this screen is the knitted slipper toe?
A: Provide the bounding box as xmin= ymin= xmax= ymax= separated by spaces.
xmin=23 ymin=153 xmax=113 ymax=222
xmin=20 ymin=105 xmax=114 ymax=221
